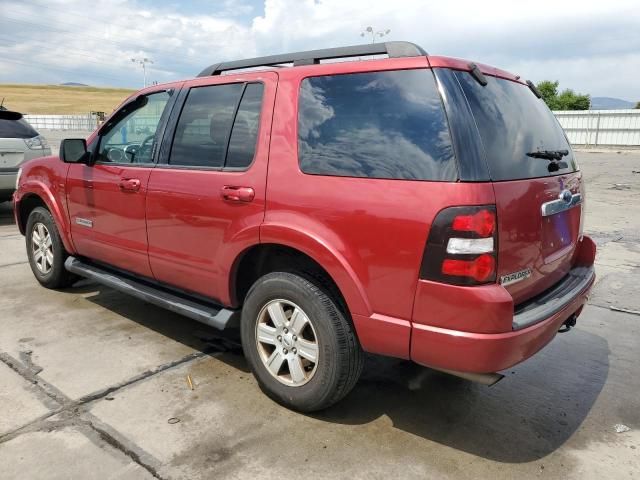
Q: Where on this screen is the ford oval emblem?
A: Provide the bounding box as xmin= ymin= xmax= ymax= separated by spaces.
xmin=560 ymin=189 xmax=573 ymax=204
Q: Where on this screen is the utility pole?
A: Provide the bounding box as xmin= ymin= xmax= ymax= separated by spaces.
xmin=360 ymin=26 xmax=391 ymax=44
xmin=131 ymin=57 xmax=153 ymax=87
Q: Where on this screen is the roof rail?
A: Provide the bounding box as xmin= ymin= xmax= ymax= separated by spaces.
xmin=197 ymin=41 xmax=427 ymax=77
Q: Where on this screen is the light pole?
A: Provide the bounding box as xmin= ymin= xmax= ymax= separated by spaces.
xmin=131 ymin=57 xmax=153 ymax=87
xmin=360 ymin=26 xmax=391 ymax=44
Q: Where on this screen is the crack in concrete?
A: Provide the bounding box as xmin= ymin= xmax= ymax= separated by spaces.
xmin=0 ymin=348 xmax=212 ymax=478
xmin=0 ymin=261 xmax=29 ymax=269
xmin=85 ymin=420 xmax=167 ymax=480
xmin=76 ymin=350 xmax=212 ymax=405
xmin=0 ymin=352 xmax=69 ymax=406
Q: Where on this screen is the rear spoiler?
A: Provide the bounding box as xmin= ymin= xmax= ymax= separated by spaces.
xmin=0 ymin=110 xmax=24 ymax=120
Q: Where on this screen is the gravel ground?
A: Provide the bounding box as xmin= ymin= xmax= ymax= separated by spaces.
xmin=0 ymin=151 xmax=639 ymax=480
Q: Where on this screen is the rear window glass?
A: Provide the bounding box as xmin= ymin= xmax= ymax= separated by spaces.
xmin=298 ymin=69 xmax=456 ymax=181
xmin=0 ymin=118 xmax=38 ymax=139
xmin=455 ymin=71 xmax=577 ymax=181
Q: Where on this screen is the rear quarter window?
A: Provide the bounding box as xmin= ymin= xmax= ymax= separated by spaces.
xmin=454 ymin=71 xmax=577 ymax=181
xmin=0 ymin=118 xmax=38 ymax=139
xmin=298 ymin=69 xmax=456 ymax=181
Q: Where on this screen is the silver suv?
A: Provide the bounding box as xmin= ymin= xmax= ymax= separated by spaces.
xmin=0 ymin=109 xmax=51 ymax=202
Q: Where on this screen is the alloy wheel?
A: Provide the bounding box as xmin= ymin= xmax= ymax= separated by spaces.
xmin=255 ymin=299 xmax=319 ymax=386
xmin=31 ymin=222 xmax=53 ymax=274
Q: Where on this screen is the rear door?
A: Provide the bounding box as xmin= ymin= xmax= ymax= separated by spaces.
xmin=451 ymin=70 xmax=582 ymax=304
xmin=145 ymin=72 xmax=277 ymax=302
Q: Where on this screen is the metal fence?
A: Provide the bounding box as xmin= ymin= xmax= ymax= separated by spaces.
xmin=553 ymin=109 xmax=640 ymax=146
xmin=23 ymin=113 xmax=100 ymax=131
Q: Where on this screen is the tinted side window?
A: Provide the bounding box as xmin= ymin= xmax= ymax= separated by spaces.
xmin=298 ymin=69 xmax=456 ymax=181
xmin=0 ymin=118 xmax=38 ymax=139
xmin=226 ymin=83 xmax=264 ymax=169
xmin=169 ymin=83 xmax=243 ymax=168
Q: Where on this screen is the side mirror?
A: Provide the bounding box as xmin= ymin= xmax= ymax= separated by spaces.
xmin=60 ymin=138 xmax=91 ymax=164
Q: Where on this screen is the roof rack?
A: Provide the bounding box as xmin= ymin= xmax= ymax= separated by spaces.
xmin=197 ymin=41 xmax=427 ymax=77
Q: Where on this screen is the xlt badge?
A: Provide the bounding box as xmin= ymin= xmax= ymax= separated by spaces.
xmin=500 ymin=268 xmax=532 ymax=286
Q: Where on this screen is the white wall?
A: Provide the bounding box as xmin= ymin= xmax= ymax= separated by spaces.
xmin=553 ymin=109 xmax=640 ymax=146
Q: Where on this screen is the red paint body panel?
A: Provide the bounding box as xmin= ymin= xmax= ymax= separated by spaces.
xmin=352 ymin=313 xmax=411 ymax=360
xmin=412 ymin=280 xmax=514 ymax=334
xmin=145 ymin=72 xmax=278 ymax=304
xmin=410 ymin=266 xmax=594 ymax=373
xmin=492 ymin=172 xmax=583 ymax=305
xmin=13 ymin=157 xmax=76 ymax=254
xmin=266 ymin=61 xmax=496 ymax=322
xmin=66 ymin=163 xmax=154 ymax=277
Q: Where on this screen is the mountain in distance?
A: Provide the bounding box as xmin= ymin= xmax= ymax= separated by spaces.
xmin=590 ymin=97 xmax=635 ymax=109
xmin=60 ymin=82 xmax=89 ymax=87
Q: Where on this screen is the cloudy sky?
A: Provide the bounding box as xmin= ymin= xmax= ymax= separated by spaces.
xmin=1 ymin=0 xmax=639 ymax=100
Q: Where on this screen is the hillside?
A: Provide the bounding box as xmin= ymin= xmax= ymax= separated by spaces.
xmin=0 ymin=84 xmax=135 ymax=114
xmin=590 ymin=96 xmax=635 ymax=110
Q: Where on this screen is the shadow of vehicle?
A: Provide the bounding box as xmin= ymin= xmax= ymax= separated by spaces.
xmin=77 ymin=281 xmax=609 ymax=464
xmin=0 ymin=200 xmax=15 ymax=226
xmin=316 ymin=328 xmax=610 ymax=463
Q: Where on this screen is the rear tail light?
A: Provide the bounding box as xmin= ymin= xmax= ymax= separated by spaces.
xmin=420 ymin=205 xmax=497 ymax=286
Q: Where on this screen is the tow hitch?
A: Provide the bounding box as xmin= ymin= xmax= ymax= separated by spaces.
xmin=558 ymin=314 xmax=577 ymax=333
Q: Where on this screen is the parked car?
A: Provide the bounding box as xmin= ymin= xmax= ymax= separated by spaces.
xmin=0 ymin=109 xmax=51 ymax=202
xmin=13 ymin=42 xmax=596 ymax=412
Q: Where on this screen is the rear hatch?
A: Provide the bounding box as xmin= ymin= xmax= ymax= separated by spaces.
xmin=0 ymin=114 xmax=38 ymax=170
xmin=451 ymin=69 xmax=583 ymax=305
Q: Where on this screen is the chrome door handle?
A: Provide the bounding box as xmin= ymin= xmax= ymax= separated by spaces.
xmin=221 ymin=186 xmax=255 ymax=203
xmin=119 ymin=178 xmax=141 ymax=192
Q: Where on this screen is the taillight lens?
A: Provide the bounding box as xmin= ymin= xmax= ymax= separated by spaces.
xmin=420 ymin=205 xmax=497 ymax=286
xmin=451 ymin=209 xmax=495 ymax=237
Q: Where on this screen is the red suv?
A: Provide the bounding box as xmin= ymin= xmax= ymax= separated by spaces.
xmin=13 ymin=42 xmax=596 ymax=411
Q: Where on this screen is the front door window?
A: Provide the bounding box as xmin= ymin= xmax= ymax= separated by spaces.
xmin=97 ymin=91 xmax=171 ymax=164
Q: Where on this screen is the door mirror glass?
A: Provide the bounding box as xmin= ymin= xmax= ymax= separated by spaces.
xmin=60 ymin=138 xmax=89 ymax=164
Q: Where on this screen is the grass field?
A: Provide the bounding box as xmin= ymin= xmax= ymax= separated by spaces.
xmin=0 ymin=84 xmax=135 ymax=114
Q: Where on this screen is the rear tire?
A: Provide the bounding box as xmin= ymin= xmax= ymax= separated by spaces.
xmin=26 ymin=207 xmax=77 ymax=289
xmin=241 ymin=272 xmax=363 ymax=412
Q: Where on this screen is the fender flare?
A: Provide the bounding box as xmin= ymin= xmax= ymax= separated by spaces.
xmin=17 ymin=180 xmax=76 ymax=254
xmin=257 ymin=222 xmax=372 ymax=316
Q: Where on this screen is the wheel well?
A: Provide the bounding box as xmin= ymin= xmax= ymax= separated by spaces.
xmin=233 ymin=244 xmax=349 ymax=316
xmin=18 ymin=194 xmax=47 ymax=233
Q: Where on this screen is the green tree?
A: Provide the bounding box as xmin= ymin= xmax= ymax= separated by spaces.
xmin=536 ymin=80 xmax=590 ymax=111
xmin=635 ymin=101 xmax=640 ymax=109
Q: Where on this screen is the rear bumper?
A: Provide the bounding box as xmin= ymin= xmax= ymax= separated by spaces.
xmin=410 ymin=262 xmax=595 ymax=373
xmin=0 ymin=170 xmax=17 ymax=193
xmin=411 ymin=264 xmax=595 ymax=373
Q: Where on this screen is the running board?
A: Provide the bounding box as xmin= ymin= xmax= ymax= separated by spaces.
xmin=64 ymin=256 xmax=239 ymax=330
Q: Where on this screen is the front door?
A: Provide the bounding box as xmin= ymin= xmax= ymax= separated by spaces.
xmin=66 ymin=90 xmax=173 ymax=277
xmin=145 ymin=72 xmax=277 ymax=303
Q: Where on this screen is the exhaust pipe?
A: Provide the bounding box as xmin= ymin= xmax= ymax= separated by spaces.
xmin=433 ymin=367 xmax=505 ymax=386
xmin=558 ymin=314 xmax=577 ymax=333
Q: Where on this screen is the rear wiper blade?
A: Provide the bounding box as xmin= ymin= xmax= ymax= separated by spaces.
xmin=526 ymin=149 xmax=569 ymax=161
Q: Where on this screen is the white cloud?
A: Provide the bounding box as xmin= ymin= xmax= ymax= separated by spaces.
xmin=0 ymin=0 xmax=639 ymax=100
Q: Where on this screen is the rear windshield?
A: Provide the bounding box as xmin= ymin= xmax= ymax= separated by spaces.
xmin=455 ymin=71 xmax=577 ymax=181
xmin=298 ymin=69 xmax=456 ymax=181
xmin=0 ymin=118 xmax=39 ymax=139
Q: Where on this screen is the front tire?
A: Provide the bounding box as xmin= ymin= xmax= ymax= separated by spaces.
xmin=241 ymin=272 xmax=363 ymax=412
xmin=26 ymin=207 xmax=77 ymax=289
